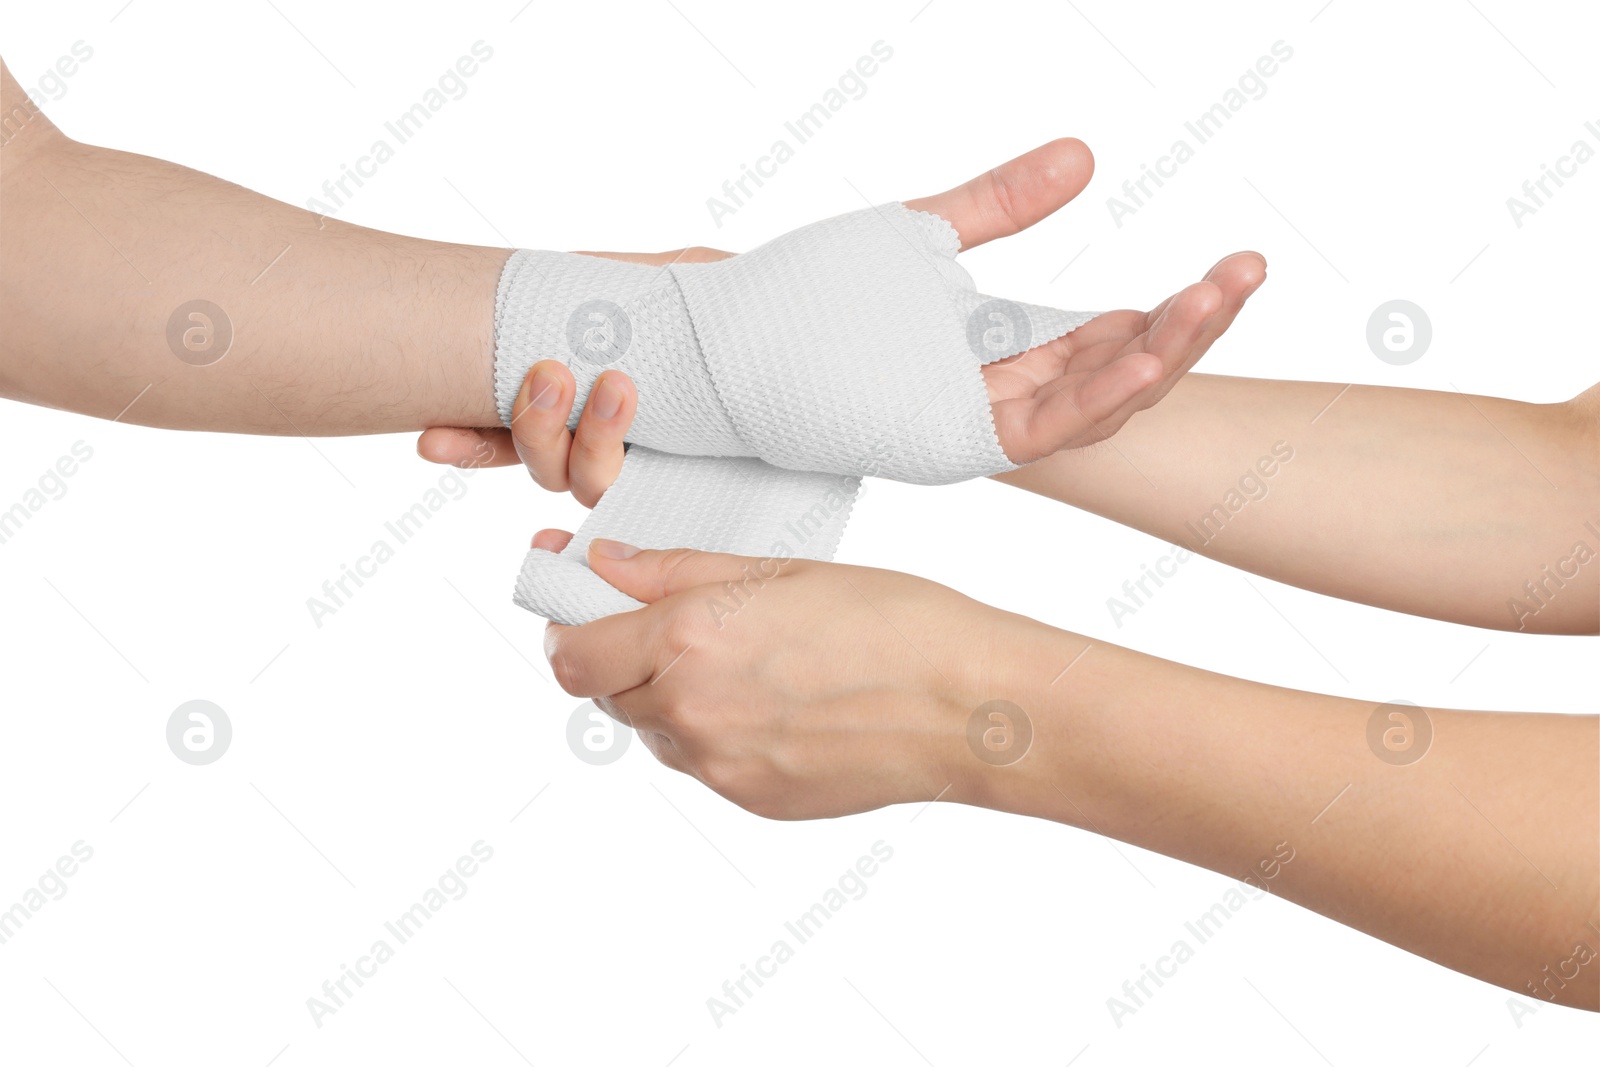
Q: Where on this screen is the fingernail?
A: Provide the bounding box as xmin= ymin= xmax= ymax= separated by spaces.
xmin=590 ymin=376 xmax=623 ymax=420
xmin=529 ymin=370 xmax=561 ymax=410
xmin=590 ymin=538 xmax=640 ymax=559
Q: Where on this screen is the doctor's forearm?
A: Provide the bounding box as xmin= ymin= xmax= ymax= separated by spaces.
xmin=0 ymin=59 xmax=506 ymax=435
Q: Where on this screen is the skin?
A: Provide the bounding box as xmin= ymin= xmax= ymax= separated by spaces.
xmin=537 ymin=537 xmax=1600 ymax=1011
xmin=424 ymin=68 xmax=1599 ymax=1007
xmin=0 ymin=57 xmax=1256 ymax=474
xmin=430 ymin=160 xmax=1599 ymax=637
xmin=0 ymin=63 xmax=505 ymax=432
xmin=418 ymin=142 xmax=1269 ymax=507
xmin=5 ymin=52 xmax=1593 ymax=1010
xmin=999 ymin=377 xmax=1600 ymax=634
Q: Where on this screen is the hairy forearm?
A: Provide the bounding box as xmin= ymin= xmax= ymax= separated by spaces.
xmin=0 ymin=71 xmax=505 ymax=434
xmin=996 ymin=373 xmax=1600 ymax=633
xmin=958 ymin=621 xmax=1600 ymax=1008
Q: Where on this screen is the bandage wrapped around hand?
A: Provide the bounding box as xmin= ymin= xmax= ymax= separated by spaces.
xmin=493 ymin=203 xmax=1095 ymax=624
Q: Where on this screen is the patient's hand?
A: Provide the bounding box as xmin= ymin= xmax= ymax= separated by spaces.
xmin=417 ymin=139 xmax=1265 ymax=502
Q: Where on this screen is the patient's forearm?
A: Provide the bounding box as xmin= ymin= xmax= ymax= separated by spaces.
xmin=997 ymin=374 xmax=1600 ymax=633
xmin=0 ymin=68 xmax=505 ymax=434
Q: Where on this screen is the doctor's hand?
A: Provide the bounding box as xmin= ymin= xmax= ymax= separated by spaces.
xmin=536 ymin=532 xmax=1043 ymax=820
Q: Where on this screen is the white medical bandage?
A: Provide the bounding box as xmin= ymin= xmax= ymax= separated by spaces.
xmin=493 ymin=203 xmax=1096 ymax=624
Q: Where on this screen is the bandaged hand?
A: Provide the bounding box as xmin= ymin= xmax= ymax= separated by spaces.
xmin=418 ymin=139 xmax=1266 ymax=503
xmin=427 ymin=139 xmax=1265 ymax=623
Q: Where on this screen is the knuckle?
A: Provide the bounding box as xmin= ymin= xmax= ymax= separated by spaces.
xmin=693 ymin=752 xmax=761 ymax=809
xmin=654 ymin=693 xmax=692 ymax=730
xmin=990 ymin=170 xmax=1020 ymax=222
xmin=740 ymin=795 xmax=788 ymax=821
xmin=657 ymin=548 xmax=703 ymax=591
xmin=529 ymin=465 xmax=569 ymax=494
xmin=546 ymin=645 xmax=586 ymax=695
xmin=641 ymin=731 xmax=685 ymax=773
xmin=595 ymin=695 xmax=636 ymax=730
xmin=658 ymin=608 xmax=705 ymax=654
xmin=513 ymin=395 xmax=563 ymax=436
xmin=509 ymin=415 xmax=545 ymax=450
xmin=515 ymin=440 xmax=569 ymax=486
xmin=568 ymin=429 xmax=613 ymax=463
xmin=695 ymin=756 xmax=739 ymax=796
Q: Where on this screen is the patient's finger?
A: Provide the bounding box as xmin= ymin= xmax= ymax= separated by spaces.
xmin=1140 ymin=281 xmax=1223 ymax=379
xmin=1184 ymin=252 xmax=1266 ymax=364
xmin=992 ymin=352 xmax=1161 ymax=462
xmin=904 ymin=138 xmax=1094 ymax=252
xmin=1048 ymin=289 xmax=1223 ymax=447
xmin=1142 ymin=251 xmax=1265 ymax=340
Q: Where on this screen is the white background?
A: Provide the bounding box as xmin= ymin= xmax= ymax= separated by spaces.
xmin=2 ymin=1 xmax=1597 ymax=1063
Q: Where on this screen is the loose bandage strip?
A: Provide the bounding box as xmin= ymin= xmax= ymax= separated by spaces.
xmin=493 ymin=203 xmax=1096 ymax=625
